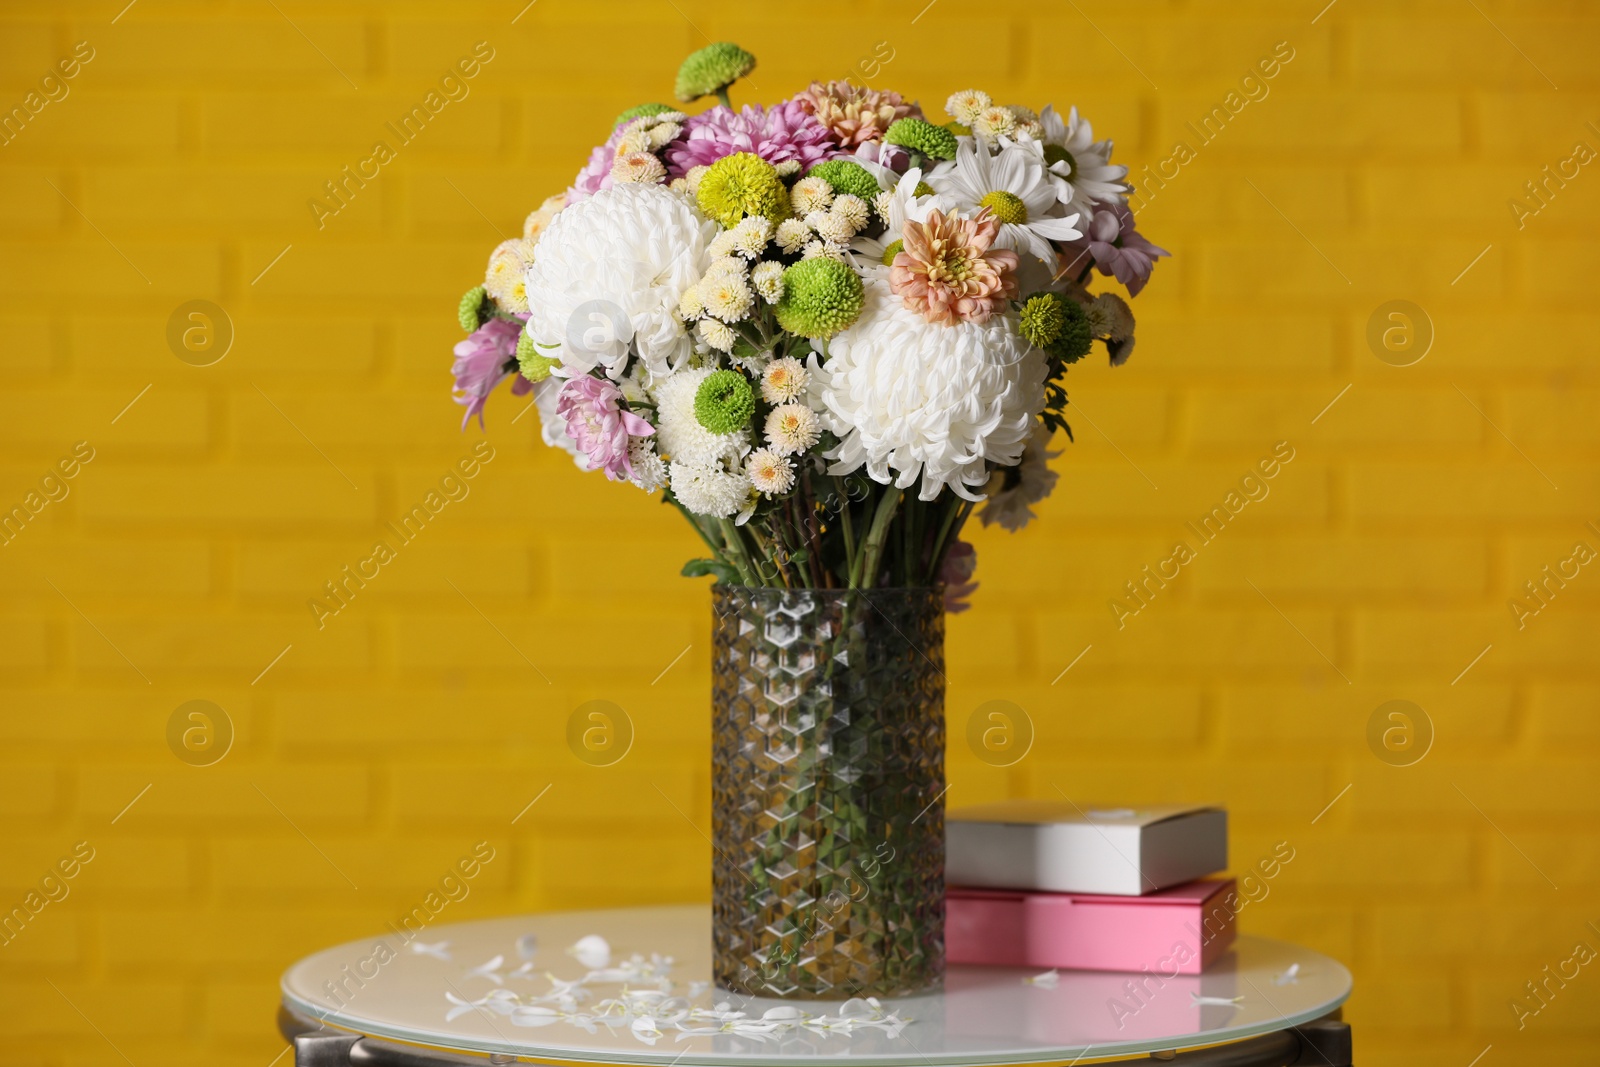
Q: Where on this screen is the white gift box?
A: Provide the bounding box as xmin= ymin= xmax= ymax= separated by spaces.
xmin=947 ymin=801 xmax=1228 ymax=896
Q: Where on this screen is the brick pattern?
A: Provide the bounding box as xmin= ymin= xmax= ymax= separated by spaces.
xmin=1 ymin=2 xmax=1598 ymax=1066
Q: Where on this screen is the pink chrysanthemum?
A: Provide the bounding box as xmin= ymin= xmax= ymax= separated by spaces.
xmin=452 ymin=318 xmax=523 ymax=429
xmin=569 ymin=124 xmax=632 ymax=201
xmin=889 ymin=209 xmax=1020 ymax=326
xmin=797 ymin=80 xmax=922 ymax=148
xmin=555 ymin=374 xmax=655 ymax=482
xmin=665 ymin=101 xmax=842 ymax=178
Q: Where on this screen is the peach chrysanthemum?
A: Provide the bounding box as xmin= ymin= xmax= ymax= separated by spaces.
xmin=889 ymin=209 xmax=1019 ymax=326
xmin=798 ymin=80 xmax=922 ymax=148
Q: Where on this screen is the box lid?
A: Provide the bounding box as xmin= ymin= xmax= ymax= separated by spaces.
xmin=948 ymin=800 xmax=1222 ymax=828
xmin=948 ymin=878 xmax=1235 ymax=907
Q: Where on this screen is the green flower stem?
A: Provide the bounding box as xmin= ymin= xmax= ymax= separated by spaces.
xmin=834 ymin=476 xmax=858 ymax=584
xmin=799 ymin=470 xmax=828 ymax=588
xmin=718 ymin=518 xmax=760 ymax=586
xmin=716 ymin=87 xmax=731 ymax=109
xmin=927 ymin=497 xmax=975 ymax=584
xmin=853 ymin=487 xmax=902 ymax=589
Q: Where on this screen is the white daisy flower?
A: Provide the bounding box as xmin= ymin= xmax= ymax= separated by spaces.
xmin=946 ymin=89 xmax=991 ymax=125
xmin=765 ymin=402 xmax=821 ymax=455
xmin=652 ymin=365 xmax=748 ymax=467
xmin=760 ymin=356 xmax=808 ymax=403
xmin=670 ymin=461 xmax=750 ymax=518
xmin=746 ymin=449 xmax=796 ymax=494
xmin=628 ymin=439 xmax=669 ymax=493
xmin=700 ymin=273 xmax=754 ymax=322
xmin=831 ymin=194 xmax=870 ymax=232
xmin=751 ymin=261 xmax=785 ymax=304
xmin=978 ymin=423 xmax=1060 ymax=532
xmin=697 ymin=317 xmax=736 ymax=351
xmin=927 ymin=139 xmax=1082 ymax=266
xmin=790 ymin=176 xmax=835 ymax=215
xmin=775 ymin=218 xmax=811 ymax=254
xmin=1035 ymin=105 xmax=1131 ymax=219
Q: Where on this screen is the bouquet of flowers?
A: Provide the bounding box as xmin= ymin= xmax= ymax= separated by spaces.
xmin=449 ymin=43 xmax=1166 ymax=602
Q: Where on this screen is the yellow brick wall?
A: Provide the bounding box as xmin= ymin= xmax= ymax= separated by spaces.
xmin=2 ymin=1 xmax=1598 ymax=1064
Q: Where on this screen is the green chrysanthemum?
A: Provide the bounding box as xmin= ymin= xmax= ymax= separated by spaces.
xmin=616 ymin=103 xmax=675 ymax=127
xmin=1020 ymin=293 xmax=1093 ymax=364
xmin=880 ymin=239 xmax=904 ymax=267
xmin=885 ymin=118 xmax=959 ymax=161
xmin=458 ymin=285 xmax=487 ymax=332
xmin=515 ymin=330 xmax=560 ymax=382
xmin=693 ymin=369 xmax=755 ymax=433
xmin=775 ymin=258 xmax=865 ymax=338
xmin=675 ymin=42 xmax=756 ymax=104
xmin=696 ymin=152 xmax=790 ymax=228
xmin=806 ymin=160 xmax=880 ymax=202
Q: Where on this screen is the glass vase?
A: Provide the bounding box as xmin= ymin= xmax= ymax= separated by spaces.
xmin=710 ymin=585 xmax=946 ymax=1000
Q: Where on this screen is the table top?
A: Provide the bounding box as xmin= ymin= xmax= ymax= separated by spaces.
xmin=280 ymin=905 xmax=1350 ymax=1066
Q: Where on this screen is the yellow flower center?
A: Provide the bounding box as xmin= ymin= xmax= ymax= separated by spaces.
xmin=980 ymin=190 xmax=1027 ymax=225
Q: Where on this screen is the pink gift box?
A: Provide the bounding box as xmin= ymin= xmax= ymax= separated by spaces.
xmin=947 ymin=878 xmax=1238 ymax=974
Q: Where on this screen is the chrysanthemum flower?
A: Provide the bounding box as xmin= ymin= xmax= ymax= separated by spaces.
xmin=697 ymin=317 xmax=736 ymax=351
xmin=889 ymin=208 xmax=1019 ymax=326
xmin=458 ymin=285 xmax=487 ymax=332
xmin=699 ymin=272 xmax=755 ymax=322
xmin=729 ymin=215 xmax=774 ymax=257
xmin=831 ymin=194 xmax=870 ymax=232
xmin=884 ymin=118 xmax=959 ymax=161
xmin=797 ymin=80 xmax=922 ymax=147
xmin=679 ymin=285 xmax=705 ymax=320
xmin=522 ymin=193 xmax=567 ymax=242
xmin=972 ymin=105 xmax=1018 ymax=139
xmin=775 ymin=257 xmax=865 ymax=337
xmin=696 ymin=152 xmax=791 ymax=228
xmin=669 ymin=460 xmax=750 ymax=518
xmin=946 ymin=89 xmax=992 ymax=125
xmin=751 ymin=261 xmax=785 ymax=304
xmin=1057 ymin=201 xmax=1168 ymax=297
xmin=765 ymin=402 xmax=821 ymax=455
xmin=675 ymin=42 xmax=756 ymax=103
xmin=694 ymin=369 xmax=756 ymax=433
xmin=555 ymin=374 xmax=655 ymax=482
xmin=809 ymin=210 xmax=854 ymax=245
xmin=747 ymin=448 xmax=796 ymax=494
xmin=653 ymin=365 xmax=748 ymax=466
xmin=760 ymin=355 xmax=808 ymax=403
xmin=452 ymin=318 xmax=520 ymax=429
xmin=775 ymin=218 xmax=810 ymax=254
xmin=666 ymin=101 xmax=842 ymax=177
xmin=484 ymin=237 xmax=536 ymax=313
xmin=611 ymin=150 xmax=667 ymax=185
xmin=628 ymin=439 xmax=669 ymax=493
xmin=790 ymin=176 xmax=835 ymax=216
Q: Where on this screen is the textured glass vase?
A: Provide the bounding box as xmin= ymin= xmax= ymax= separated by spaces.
xmin=710 ymin=585 xmax=946 ymax=1000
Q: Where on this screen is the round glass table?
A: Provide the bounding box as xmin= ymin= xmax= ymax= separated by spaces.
xmin=278 ymin=905 xmax=1352 ymax=1067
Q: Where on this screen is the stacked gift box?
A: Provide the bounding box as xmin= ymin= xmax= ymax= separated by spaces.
xmin=945 ymin=801 xmax=1236 ymax=974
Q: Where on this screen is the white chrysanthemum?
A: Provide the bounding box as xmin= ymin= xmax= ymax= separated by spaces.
xmin=485 ymin=237 xmax=537 ymax=313
xmin=928 ymin=139 xmax=1082 ymax=265
xmin=765 ymin=402 xmax=821 ymax=456
xmin=802 ymin=239 xmax=845 ymax=261
xmin=776 ymin=218 xmax=810 ymax=254
xmin=707 ymin=229 xmax=740 ymax=259
xmin=1007 ymin=104 xmax=1039 ymax=125
xmin=611 ymin=150 xmax=666 ymax=184
xmin=973 ymin=105 xmax=1018 ymax=139
xmin=700 ymin=273 xmax=754 ymax=322
xmin=670 ymin=460 xmax=750 ymax=518
xmin=730 ymin=215 xmax=773 ymax=257
xmin=760 ymin=355 xmax=808 ymax=403
xmin=648 ymin=122 xmax=682 ymax=149
xmin=751 ymin=260 xmax=785 ymax=304
xmin=652 ymin=365 xmax=748 ymax=466
xmin=697 ymin=317 xmax=736 ymax=351
xmin=946 ymin=89 xmax=991 ymax=125
xmin=685 ymin=164 xmax=709 ymax=194
xmin=628 ymin=439 xmax=669 ymax=493
xmin=1036 ymin=104 xmax=1131 ymax=219
xmin=831 ymin=194 xmax=870 ymax=232
xmin=811 ymin=211 xmax=854 ymax=245
xmin=791 ymin=176 xmax=834 ymax=216
xmin=523 ymin=184 xmax=716 ymax=379
xmin=746 ymin=448 xmax=796 ymax=494
xmin=774 ymin=159 xmax=803 ymax=178
xmin=669 ymin=177 xmax=691 ymax=195
xmin=705 ymin=256 xmax=746 ymax=280
xmin=619 ymin=362 xmax=652 ymax=404
xmin=816 ymin=273 xmax=1047 ymax=501
xmin=678 ymin=285 xmax=704 ymax=320
xmin=978 ymin=422 xmax=1060 ymax=532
